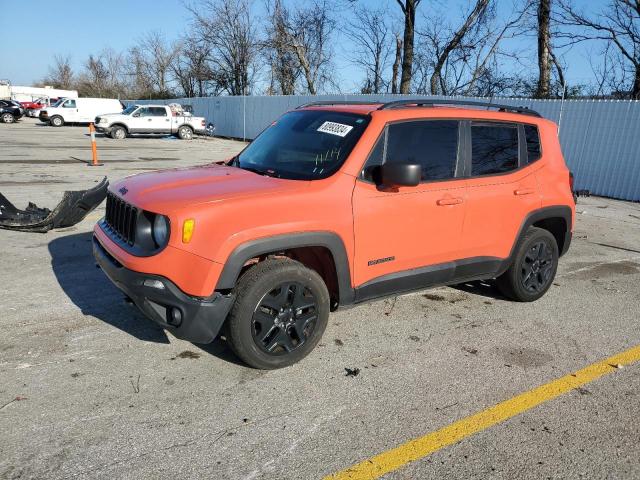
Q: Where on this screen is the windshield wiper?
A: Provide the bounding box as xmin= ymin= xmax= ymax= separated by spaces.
xmin=240 ymin=165 xmax=280 ymax=178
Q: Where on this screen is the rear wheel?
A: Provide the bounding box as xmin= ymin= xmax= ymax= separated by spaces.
xmin=225 ymin=258 xmax=330 ymax=369
xmin=496 ymin=227 xmax=558 ymax=302
xmin=50 ymin=115 xmax=64 ymax=127
xmin=1 ymin=113 xmax=15 ymax=123
xmin=177 ymin=125 xmax=193 ymax=140
xmin=110 ymin=125 xmax=126 ymax=139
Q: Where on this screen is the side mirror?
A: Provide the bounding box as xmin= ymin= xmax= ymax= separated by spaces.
xmin=379 ymin=163 xmax=422 ymax=187
xmin=132 ymin=112 xmax=140 ymax=117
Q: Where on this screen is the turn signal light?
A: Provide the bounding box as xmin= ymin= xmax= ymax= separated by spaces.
xmin=182 ymin=219 xmax=195 ymax=243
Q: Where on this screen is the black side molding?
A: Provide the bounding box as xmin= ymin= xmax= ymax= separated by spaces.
xmin=354 ymin=256 xmax=504 ymax=304
xmin=216 ymin=232 xmax=355 ymax=305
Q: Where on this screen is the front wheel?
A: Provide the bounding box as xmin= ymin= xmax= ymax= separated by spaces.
xmin=177 ymin=125 xmax=193 ymax=140
xmin=50 ymin=115 xmax=64 ymax=127
xmin=225 ymin=258 xmax=330 ymax=369
xmin=1 ymin=113 xmax=15 ymax=123
xmin=110 ymin=125 xmax=126 ymax=139
xmin=496 ymin=227 xmax=559 ymax=302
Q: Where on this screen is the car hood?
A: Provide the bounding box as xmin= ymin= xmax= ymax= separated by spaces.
xmin=110 ymin=164 xmax=306 ymax=213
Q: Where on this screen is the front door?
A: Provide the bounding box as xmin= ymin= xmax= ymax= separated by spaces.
xmin=60 ymin=98 xmax=78 ymax=122
xmin=352 ymin=119 xmax=467 ymax=300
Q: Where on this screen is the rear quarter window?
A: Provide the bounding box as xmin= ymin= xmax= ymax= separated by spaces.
xmin=471 ymin=123 xmax=519 ymax=176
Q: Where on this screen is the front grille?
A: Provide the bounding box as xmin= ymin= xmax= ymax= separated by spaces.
xmin=105 ymin=192 xmax=137 ymax=246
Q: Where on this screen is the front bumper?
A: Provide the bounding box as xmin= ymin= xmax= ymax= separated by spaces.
xmin=93 ymin=235 xmax=234 ymax=343
xmin=95 ymin=125 xmax=111 ymax=133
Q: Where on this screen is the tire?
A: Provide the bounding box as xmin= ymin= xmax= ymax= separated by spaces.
xmin=496 ymin=227 xmax=559 ymax=302
xmin=225 ymin=258 xmax=330 ymax=369
xmin=50 ymin=115 xmax=64 ymax=127
xmin=177 ymin=125 xmax=193 ymax=140
xmin=1 ymin=113 xmax=15 ymax=123
xmin=110 ymin=125 xmax=127 ymax=139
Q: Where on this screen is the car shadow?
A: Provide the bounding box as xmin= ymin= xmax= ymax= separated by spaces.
xmin=451 ymin=279 xmax=509 ymax=300
xmin=48 ymin=231 xmax=170 ymax=343
xmin=48 ymin=231 xmax=246 ymax=365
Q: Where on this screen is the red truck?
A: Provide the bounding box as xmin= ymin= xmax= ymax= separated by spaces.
xmin=19 ymin=97 xmax=60 ymax=117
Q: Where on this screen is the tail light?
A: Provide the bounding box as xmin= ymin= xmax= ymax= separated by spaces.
xmin=201 ymin=119 xmax=206 ymax=126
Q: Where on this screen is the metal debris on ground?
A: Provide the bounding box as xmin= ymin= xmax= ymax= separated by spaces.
xmin=0 ymin=177 xmax=108 ymax=232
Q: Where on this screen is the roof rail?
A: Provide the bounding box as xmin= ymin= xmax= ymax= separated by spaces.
xmin=296 ymin=100 xmax=384 ymax=109
xmin=377 ymin=99 xmax=542 ymax=117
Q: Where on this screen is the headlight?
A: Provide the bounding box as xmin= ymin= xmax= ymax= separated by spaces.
xmin=152 ymin=215 xmax=169 ymax=247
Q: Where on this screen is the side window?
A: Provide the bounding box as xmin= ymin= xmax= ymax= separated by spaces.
xmin=471 ymin=123 xmax=518 ymax=176
xmin=149 ymin=107 xmax=167 ymax=117
xmin=137 ymin=107 xmax=150 ymax=117
xmin=63 ymin=99 xmax=76 ymax=108
xmin=524 ymin=124 xmax=541 ymax=163
xmin=362 ymin=120 xmax=459 ymax=182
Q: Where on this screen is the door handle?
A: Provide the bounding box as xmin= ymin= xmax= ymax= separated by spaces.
xmin=514 ymin=188 xmax=535 ymax=196
xmin=436 ymin=197 xmax=463 ymax=206
xmin=148 ymin=118 xmax=153 ymax=121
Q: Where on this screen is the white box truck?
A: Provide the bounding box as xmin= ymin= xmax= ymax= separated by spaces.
xmin=39 ymin=98 xmax=124 ymax=126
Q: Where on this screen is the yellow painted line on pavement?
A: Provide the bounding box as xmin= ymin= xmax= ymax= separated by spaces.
xmin=325 ymin=344 xmax=640 ymax=480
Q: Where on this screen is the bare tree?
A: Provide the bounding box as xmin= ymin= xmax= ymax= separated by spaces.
xmin=43 ymin=55 xmax=74 ymax=89
xmin=343 ymin=5 xmax=391 ymax=93
xmin=172 ymin=35 xmax=218 ymax=97
xmin=189 ymin=0 xmax=259 ymax=95
xmin=136 ymin=31 xmax=179 ymax=96
xmin=535 ymin=0 xmax=552 ymax=97
xmin=275 ymin=0 xmax=337 ymax=94
xmin=557 ymin=0 xmax=640 ymax=98
xmin=77 ymin=54 xmax=111 ymax=97
xmin=396 ymin=0 xmax=421 ymax=93
xmin=429 ymin=0 xmax=490 ymax=95
xmin=391 ymin=33 xmax=403 ymax=93
xmin=264 ymin=0 xmax=301 ymax=95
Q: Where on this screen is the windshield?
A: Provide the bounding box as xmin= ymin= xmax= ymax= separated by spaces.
xmin=123 ymin=105 xmax=139 ymax=115
xmin=236 ymin=110 xmax=370 ymax=180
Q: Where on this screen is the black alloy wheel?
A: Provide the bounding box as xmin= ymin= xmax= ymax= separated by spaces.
xmin=225 ymin=258 xmax=330 ymax=369
xmin=252 ymin=282 xmax=318 ymax=354
xmin=520 ymin=240 xmax=555 ymax=293
xmin=496 ymin=226 xmax=559 ymax=302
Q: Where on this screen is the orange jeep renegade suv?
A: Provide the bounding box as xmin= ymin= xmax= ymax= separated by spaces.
xmin=94 ymin=99 xmax=575 ymax=369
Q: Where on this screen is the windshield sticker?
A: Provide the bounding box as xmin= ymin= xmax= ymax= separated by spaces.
xmin=317 ymin=121 xmax=354 ymax=137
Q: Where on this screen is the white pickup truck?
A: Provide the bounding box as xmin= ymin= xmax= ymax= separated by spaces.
xmin=95 ymin=104 xmax=206 ymax=140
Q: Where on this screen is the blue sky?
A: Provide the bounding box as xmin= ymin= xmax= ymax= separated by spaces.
xmin=0 ymin=0 xmax=605 ymax=91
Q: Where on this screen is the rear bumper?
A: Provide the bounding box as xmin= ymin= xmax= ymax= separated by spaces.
xmin=93 ymin=235 xmax=234 ymax=343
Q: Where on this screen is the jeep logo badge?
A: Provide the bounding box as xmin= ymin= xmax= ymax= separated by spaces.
xmin=119 ymin=186 xmax=128 ymax=195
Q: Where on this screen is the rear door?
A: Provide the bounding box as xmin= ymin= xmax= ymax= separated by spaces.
xmin=145 ymin=107 xmax=171 ymax=132
xmin=352 ymin=119 xmax=467 ymax=294
xmin=460 ymin=121 xmax=542 ymax=260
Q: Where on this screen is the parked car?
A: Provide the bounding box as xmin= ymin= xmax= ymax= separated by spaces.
xmin=93 ymin=100 xmax=576 ymax=369
xmin=94 ymin=104 xmax=206 ymax=140
xmin=0 ymin=100 xmax=24 ymax=123
xmin=39 ymin=98 xmax=124 ymax=126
